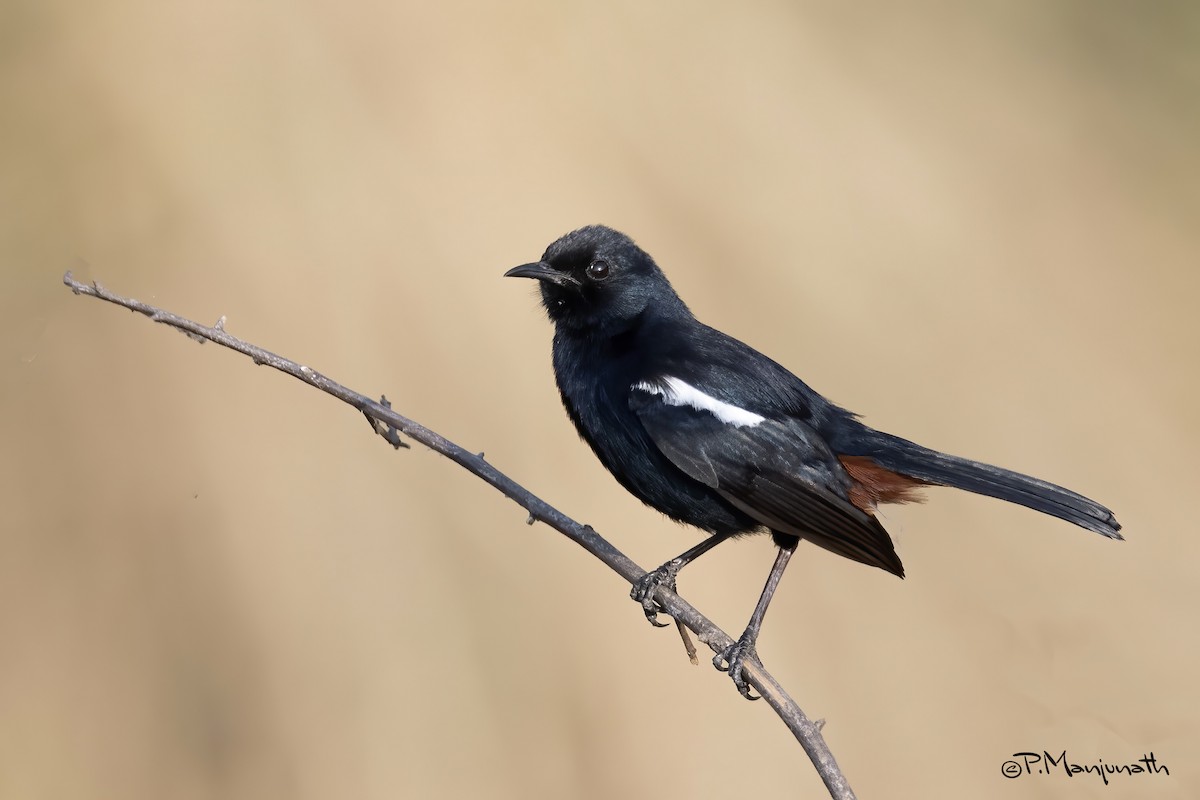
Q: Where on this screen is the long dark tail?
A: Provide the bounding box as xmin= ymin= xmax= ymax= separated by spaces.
xmin=845 ymin=429 xmax=1122 ymax=539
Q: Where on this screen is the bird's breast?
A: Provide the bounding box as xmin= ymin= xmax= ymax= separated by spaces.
xmin=550 ymin=334 xmax=757 ymax=536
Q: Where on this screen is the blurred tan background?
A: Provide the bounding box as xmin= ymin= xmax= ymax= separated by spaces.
xmin=3 ymin=1 xmax=1197 ymax=798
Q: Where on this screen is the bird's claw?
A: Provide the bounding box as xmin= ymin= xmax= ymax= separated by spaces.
xmin=630 ymin=563 xmax=680 ymax=627
xmin=713 ymin=635 xmax=761 ymax=700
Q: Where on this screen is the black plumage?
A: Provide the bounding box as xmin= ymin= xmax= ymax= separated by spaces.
xmin=506 ymin=225 xmax=1121 ymax=696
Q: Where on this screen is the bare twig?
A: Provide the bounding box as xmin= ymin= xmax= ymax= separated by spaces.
xmin=63 ymin=272 xmax=857 ymax=800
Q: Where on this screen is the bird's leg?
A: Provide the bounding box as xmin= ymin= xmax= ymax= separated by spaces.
xmin=714 ymin=539 xmax=797 ymax=699
xmin=631 ymin=533 xmax=732 ymax=627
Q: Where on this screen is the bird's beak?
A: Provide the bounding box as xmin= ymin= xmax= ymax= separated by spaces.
xmin=503 ymin=262 xmax=578 ymax=287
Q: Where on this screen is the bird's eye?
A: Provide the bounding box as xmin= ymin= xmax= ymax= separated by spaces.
xmin=586 ymin=259 xmax=610 ymax=281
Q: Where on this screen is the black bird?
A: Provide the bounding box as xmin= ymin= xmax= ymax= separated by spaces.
xmin=505 ymin=225 xmax=1121 ymax=697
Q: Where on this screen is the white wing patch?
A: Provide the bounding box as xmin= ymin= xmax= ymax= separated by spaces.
xmin=634 ymin=376 xmax=765 ymax=428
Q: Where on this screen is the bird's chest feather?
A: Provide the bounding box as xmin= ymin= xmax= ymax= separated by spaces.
xmin=552 ymin=332 xmax=655 ymax=473
xmin=550 ymin=330 xmax=753 ymax=534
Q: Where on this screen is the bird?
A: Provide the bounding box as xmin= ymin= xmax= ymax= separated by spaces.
xmin=505 ymin=225 xmax=1121 ymax=697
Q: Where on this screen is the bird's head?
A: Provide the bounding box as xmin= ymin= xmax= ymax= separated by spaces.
xmin=505 ymin=225 xmax=686 ymax=334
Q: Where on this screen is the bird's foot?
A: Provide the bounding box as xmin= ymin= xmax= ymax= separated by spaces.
xmin=630 ymin=560 xmax=683 ymax=628
xmin=713 ymin=633 xmax=761 ymax=700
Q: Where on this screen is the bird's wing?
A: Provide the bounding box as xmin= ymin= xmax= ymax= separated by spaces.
xmin=651 ymin=320 xmax=846 ymax=421
xmin=630 ymin=380 xmax=904 ymax=576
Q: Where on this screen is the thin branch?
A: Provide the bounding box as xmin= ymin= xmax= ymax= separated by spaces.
xmin=63 ymin=272 xmax=857 ymax=800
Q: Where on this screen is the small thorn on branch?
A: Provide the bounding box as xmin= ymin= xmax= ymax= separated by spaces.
xmin=365 ymin=394 xmax=410 ymax=449
xmin=182 ymin=322 xmax=209 ymax=343
xmin=676 ymin=620 xmax=699 ymax=665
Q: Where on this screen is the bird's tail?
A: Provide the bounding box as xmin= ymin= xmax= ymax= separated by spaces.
xmin=846 ymin=429 xmax=1122 ymax=539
